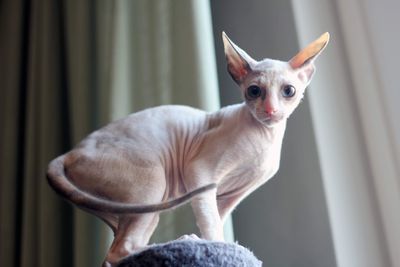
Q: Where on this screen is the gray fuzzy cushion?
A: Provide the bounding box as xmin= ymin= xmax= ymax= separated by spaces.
xmin=116 ymin=239 xmax=262 ymax=267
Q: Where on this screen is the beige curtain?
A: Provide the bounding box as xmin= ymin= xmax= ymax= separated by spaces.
xmin=0 ymin=0 xmax=230 ymax=266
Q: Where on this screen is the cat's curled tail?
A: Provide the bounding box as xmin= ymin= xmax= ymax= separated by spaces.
xmin=46 ymin=156 xmax=216 ymax=214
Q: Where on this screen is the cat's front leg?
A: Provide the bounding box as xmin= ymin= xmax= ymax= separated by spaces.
xmin=190 ymin=188 xmax=224 ymax=241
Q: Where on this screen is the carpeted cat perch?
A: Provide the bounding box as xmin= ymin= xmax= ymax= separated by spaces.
xmin=116 ymin=238 xmax=262 ymax=267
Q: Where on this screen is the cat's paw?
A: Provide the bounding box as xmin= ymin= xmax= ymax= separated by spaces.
xmin=178 ymin=234 xmax=201 ymax=241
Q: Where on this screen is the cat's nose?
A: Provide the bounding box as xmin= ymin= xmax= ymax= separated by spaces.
xmin=265 ymin=106 xmax=278 ymax=115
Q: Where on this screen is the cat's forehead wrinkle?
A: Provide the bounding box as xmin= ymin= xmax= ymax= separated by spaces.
xmin=247 ymin=69 xmax=291 ymax=89
xmin=244 ymin=59 xmax=301 ymax=90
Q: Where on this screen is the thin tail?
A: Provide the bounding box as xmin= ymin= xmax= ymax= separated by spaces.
xmin=47 ymin=156 xmax=216 ymax=214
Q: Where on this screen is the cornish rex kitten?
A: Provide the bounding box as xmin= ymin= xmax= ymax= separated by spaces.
xmin=47 ymin=32 xmax=329 ymax=266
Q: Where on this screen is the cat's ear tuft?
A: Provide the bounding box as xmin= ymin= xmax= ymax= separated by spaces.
xmin=289 ymin=32 xmax=329 ymax=82
xmin=222 ymin=32 xmax=254 ymax=84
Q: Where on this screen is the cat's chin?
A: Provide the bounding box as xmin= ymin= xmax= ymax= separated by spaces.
xmin=262 ymin=119 xmax=281 ymax=128
xmin=256 ymin=117 xmax=284 ymax=128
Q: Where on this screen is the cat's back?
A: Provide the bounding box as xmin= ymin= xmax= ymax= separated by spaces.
xmin=142 ymin=105 xmax=207 ymax=121
xmin=124 ymin=105 xmax=207 ymax=130
xmin=79 ymin=105 xmax=207 ymax=147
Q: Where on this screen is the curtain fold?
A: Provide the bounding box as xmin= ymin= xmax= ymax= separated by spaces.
xmin=1 ymin=0 xmax=115 ymax=266
xmin=62 ymin=1 xmax=116 ymax=265
xmin=0 ymin=1 xmax=26 ymax=266
xmin=1 ymin=0 xmax=76 ymax=266
xmin=1 ymin=0 xmax=227 ymax=266
xmin=110 ymin=0 xmax=225 ymax=244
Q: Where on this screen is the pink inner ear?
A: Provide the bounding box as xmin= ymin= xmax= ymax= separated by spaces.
xmin=236 ymin=66 xmax=248 ymax=78
xmin=289 ymin=32 xmax=330 ymax=69
xmin=228 ymin=62 xmax=248 ymax=82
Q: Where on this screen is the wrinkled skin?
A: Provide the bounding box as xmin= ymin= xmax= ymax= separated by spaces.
xmin=47 ymin=32 xmax=329 ymax=266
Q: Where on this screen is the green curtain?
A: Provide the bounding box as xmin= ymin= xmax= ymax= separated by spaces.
xmin=110 ymin=0 xmax=224 ymax=245
xmin=0 ymin=0 xmax=231 ymax=266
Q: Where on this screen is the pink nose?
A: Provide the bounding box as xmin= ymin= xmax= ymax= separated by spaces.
xmin=265 ymin=106 xmax=277 ymax=115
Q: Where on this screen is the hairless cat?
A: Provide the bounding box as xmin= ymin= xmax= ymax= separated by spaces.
xmin=47 ymin=31 xmax=329 ymax=266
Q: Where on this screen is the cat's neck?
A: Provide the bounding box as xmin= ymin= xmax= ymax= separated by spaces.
xmin=208 ymin=102 xmax=287 ymax=142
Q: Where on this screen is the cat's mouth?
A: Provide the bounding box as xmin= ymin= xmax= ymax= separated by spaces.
xmin=255 ymin=112 xmax=284 ymax=126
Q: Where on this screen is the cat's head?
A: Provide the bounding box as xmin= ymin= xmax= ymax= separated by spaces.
xmin=222 ymin=32 xmax=329 ymax=128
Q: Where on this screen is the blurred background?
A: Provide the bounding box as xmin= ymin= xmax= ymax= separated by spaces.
xmin=1 ymin=0 xmax=399 ymax=267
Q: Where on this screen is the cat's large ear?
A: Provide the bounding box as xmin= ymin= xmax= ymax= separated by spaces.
xmin=222 ymin=32 xmax=255 ymax=84
xmin=289 ymin=32 xmax=329 ymax=83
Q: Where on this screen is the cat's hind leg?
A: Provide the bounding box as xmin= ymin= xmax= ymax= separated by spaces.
xmin=104 ymin=213 xmax=159 ymax=266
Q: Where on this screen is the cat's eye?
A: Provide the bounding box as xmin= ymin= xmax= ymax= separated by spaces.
xmin=281 ymin=85 xmax=296 ymax=98
xmin=247 ymin=85 xmax=262 ymax=99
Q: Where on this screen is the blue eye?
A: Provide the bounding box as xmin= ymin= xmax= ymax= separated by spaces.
xmin=282 ymin=85 xmax=296 ymax=98
xmin=247 ymin=85 xmax=262 ymax=99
